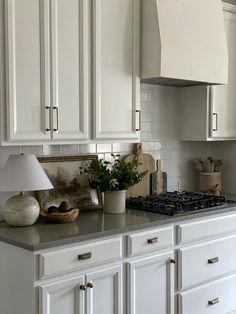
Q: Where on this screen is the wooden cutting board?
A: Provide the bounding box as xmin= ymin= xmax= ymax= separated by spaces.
xmin=150 ymin=160 xmax=168 ymax=194
xmin=123 ymin=143 xmax=155 ymax=198
xmin=156 ymin=160 xmax=164 ymax=194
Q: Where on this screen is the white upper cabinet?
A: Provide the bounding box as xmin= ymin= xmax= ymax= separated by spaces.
xmin=93 ymin=0 xmax=140 ymax=140
xmin=2 ymin=0 xmax=140 ymax=144
xmin=4 ymin=0 xmax=88 ymax=143
xmin=178 ymin=3 xmax=236 ymax=141
xmin=5 ymin=0 xmax=50 ymax=141
xmin=50 ymin=0 xmax=88 ymax=141
xmin=210 ymin=6 xmax=236 ymax=139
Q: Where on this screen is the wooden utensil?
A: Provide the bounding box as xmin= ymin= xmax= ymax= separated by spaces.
xmin=123 ymin=143 xmax=155 ymax=198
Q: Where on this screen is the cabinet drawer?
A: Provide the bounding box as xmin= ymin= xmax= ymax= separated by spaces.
xmin=179 ymin=273 xmax=236 ymax=314
xmin=179 ymin=235 xmax=236 ymax=289
xmin=177 ymin=212 xmax=236 ymax=244
xmin=39 ymin=237 xmax=122 ymax=278
xmin=127 ymin=226 xmax=173 ymax=256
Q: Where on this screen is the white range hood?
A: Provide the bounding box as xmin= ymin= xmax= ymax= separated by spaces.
xmin=141 ymin=0 xmax=228 ymax=86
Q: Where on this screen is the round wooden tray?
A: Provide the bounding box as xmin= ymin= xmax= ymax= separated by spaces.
xmin=41 ymin=208 xmax=79 ymax=223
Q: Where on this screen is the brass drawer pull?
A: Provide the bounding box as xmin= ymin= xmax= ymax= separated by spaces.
xmin=147 ymin=237 xmax=158 ymax=244
xmin=208 ymin=298 xmax=219 ymax=305
xmin=78 ymin=252 xmax=92 ymax=260
xmin=208 ymin=257 xmax=219 ymax=264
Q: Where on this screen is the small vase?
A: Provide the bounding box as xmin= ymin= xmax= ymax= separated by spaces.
xmin=103 ymin=190 xmax=126 ymax=214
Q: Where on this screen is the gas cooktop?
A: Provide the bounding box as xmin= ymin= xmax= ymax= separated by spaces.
xmin=126 ymin=191 xmax=235 ymax=216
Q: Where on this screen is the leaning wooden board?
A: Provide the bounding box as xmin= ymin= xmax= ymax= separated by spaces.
xmin=150 ymin=159 xmax=168 ymax=194
xmin=123 ymin=143 xmax=155 ymax=198
xmin=156 ymin=160 xmax=164 ymax=194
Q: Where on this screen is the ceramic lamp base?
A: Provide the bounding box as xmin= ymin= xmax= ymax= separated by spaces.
xmin=103 ymin=190 xmax=126 ymax=214
xmin=4 ymin=194 xmax=40 ymax=226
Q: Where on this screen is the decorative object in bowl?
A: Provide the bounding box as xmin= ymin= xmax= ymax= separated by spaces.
xmin=41 ymin=207 xmax=79 ymax=223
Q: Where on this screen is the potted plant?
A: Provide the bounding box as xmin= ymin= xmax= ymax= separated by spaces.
xmin=80 ymin=154 xmax=147 ymax=213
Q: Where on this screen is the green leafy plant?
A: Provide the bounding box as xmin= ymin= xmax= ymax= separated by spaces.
xmin=80 ymin=154 xmax=147 ymax=192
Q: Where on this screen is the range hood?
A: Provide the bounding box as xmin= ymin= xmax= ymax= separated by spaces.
xmin=141 ymin=0 xmax=228 ymax=87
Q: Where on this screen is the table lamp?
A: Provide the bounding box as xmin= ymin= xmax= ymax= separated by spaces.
xmin=0 ymin=154 xmax=53 ymax=226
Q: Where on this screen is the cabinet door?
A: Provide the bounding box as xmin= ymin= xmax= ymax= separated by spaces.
xmin=86 ymin=265 xmax=123 ymax=314
xmin=210 ymin=8 xmax=236 ymax=139
xmin=178 ymin=5 xmax=236 ymax=141
xmin=128 ymin=251 xmax=174 ymax=314
xmin=93 ymin=0 xmax=140 ymax=140
xmin=5 ymin=0 xmax=51 ymax=141
xmin=39 ymin=276 xmax=84 ymax=314
xmin=50 ymin=0 xmax=88 ymax=140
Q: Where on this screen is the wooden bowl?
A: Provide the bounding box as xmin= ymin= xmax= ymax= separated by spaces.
xmin=41 ymin=208 xmax=79 ymax=223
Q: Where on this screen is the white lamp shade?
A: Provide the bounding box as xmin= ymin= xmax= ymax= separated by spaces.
xmin=0 ymin=154 xmax=53 ymax=192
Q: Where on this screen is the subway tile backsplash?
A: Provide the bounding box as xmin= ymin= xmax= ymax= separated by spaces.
xmin=0 ymin=84 xmax=214 ymax=218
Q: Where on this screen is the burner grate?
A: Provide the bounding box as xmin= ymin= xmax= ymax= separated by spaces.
xmin=126 ymin=192 xmax=226 ymax=215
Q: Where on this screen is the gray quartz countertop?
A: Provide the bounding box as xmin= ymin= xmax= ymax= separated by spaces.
xmin=1 ymin=203 xmax=236 ymax=251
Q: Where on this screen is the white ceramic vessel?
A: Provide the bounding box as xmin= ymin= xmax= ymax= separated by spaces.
xmin=103 ymin=190 xmax=126 ymax=214
xmin=4 ymin=194 xmax=40 ymax=226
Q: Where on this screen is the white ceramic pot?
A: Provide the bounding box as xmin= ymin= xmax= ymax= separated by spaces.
xmin=199 ymin=172 xmax=222 ymax=193
xmin=103 ymin=190 xmax=126 ymax=214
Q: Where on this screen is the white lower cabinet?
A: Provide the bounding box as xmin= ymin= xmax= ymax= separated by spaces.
xmin=7 ymin=212 xmax=236 ymax=314
xmin=179 ymin=234 xmax=236 ymax=290
xmin=128 ymin=251 xmax=174 ymax=314
xmin=40 ymin=275 xmax=85 ymax=314
xmin=179 ymin=274 xmax=236 ymax=314
xmin=85 ymin=265 xmax=123 ymax=314
xmin=39 ymin=264 xmax=122 ymax=314
xmin=177 ymin=214 xmax=236 ymax=314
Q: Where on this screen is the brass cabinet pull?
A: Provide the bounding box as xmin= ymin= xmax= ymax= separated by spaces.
xmin=213 ymin=112 xmax=218 ymax=131
xmin=208 ymin=298 xmax=219 ymax=305
xmin=80 ymin=284 xmax=86 ymax=291
xmin=45 ymin=106 xmax=51 ymax=131
xmin=135 ymin=109 xmax=141 ymax=131
xmin=147 ymin=237 xmax=158 ymax=244
xmin=208 ymin=257 xmax=219 ymax=264
xmin=78 ymin=252 xmax=92 ymax=260
xmin=87 ymin=282 xmax=94 ymax=289
xmin=53 ymin=106 xmax=59 ymax=131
